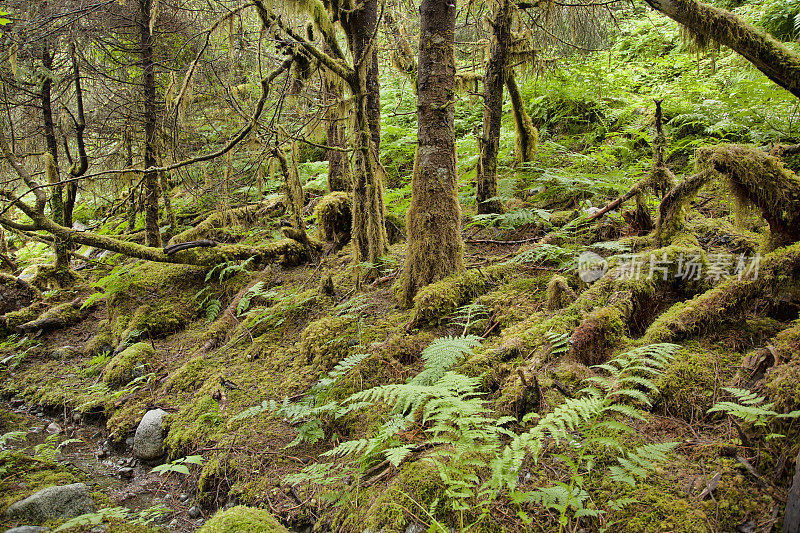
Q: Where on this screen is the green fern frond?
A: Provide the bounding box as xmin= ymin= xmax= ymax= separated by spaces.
xmin=205 ymin=299 xmax=222 ymax=323
xmin=411 ymin=335 xmax=482 ymax=386
xmin=547 ymin=332 xmax=570 ymax=356
xmin=237 ymin=281 xmax=278 ymax=316
xmin=505 ymin=244 xmax=573 ymax=266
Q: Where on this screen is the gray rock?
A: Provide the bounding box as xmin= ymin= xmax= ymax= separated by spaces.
xmin=405 ymin=524 xmax=426 ymax=533
xmin=45 ymin=423 xmax=61 ymax=434
xmin=187 ymin=506 xmax=201 ymax=519
xmin=118 ymin=467 xmax=134 ymax=480
xmin=6 ymin=483 xmax=95 ymax=523
xmin=4 ymin=526 xmax=50 ymax=533
xmin=133 ymin=409 xmax=167 ymax=461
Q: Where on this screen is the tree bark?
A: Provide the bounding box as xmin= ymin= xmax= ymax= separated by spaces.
xmin=139 ymin=0 xmax=162 ymax=247
xmin=643 ymin=0 xmax=800 ymax=99
xmin=476 ymin=0 xmax=511 ymax=215
xmin=399 ymin=0 xmax=464 ymax=305
xmin=324 ymin=75 xmax=351 ymax=192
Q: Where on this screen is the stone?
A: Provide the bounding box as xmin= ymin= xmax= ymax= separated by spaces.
xmin=118 ymin=467 xmax=134 ymax=480
xmin=45 ymin=423 xmax=61 ymax=434
xmin=4 ymin=527 xmax=50 ymax=533
xmin=187 ymin=506 xmax=201 ymax=519
xmin=133 ymin=409 xmax=167 ymax=461
xmin=6 ymin=483 xmax=95 ymax=523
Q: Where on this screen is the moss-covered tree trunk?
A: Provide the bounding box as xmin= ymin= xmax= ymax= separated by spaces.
xmin=643 ymin=0 xmax=800 ymax=98
xmin=476 ymin=0 xmax=510 ymax=215
xmin=346 ymin=0 xmax=388 ymax=268
xmin=399 ymin=0 xmax=464 ymax=305
xmin=506 ymin=72 xmax=537 ymax=163
xmin=40 ymin=42 xmax=70 ymax=271
xmin=139 ymin=0 xmax=161 ymax=248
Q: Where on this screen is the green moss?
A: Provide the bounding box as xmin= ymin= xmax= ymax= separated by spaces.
xmin=336 ymin=460 xmax=447 ymax=533
xmin=656 ymin=347 xmax=739 ymax=421
xmin=764 ymin=321 xmax=800 ymax=414
xmin=101 ymin=342 xmax=155 ymax=387
xmin=198 ymin=505 xmax=289 ymax=533
xmin=83 ymin=330 xmax=114 ymax=357
xmin=106 ymin=262 xmax=206 ymax=343
xmin=0 ymin=451 xmax=83 ymax=513
xmin=314 ymin=192 xmax=351 ymax=241
xmin=164 ymin=395 xmax=223 ymax=455
xmin=299 ymin=315 xmax=356 ymax=370
xmin=1 ymin=301 xmax=48 ymax=335
xmin=409 ymin=263 xmax=516 ymax=327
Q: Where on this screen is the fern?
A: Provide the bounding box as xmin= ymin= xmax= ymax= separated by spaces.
xmin=236 ymin=281 xmax=277 ymax=316
xmin=449 ymin=303 xmax=489 ymax=334
xmin=205 ymin=256 xmax=255 ymax=282
xmin=467 ymin=208 xmax=551 ymax=230
xmin=411 ymin=335 xmax=482 ymax=386
xmin=708 ymin=387 xmax=800 ymax=431
xmin=547 ymin=332 xmax=570 ymax=357
xmin=505 ymin=244 xmax=573 ymax=267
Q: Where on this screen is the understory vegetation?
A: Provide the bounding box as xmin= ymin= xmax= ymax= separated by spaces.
xmin=1 ymin=0 xmax=800 ymax=532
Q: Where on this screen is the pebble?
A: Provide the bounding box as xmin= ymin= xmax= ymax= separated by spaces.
xmin=178 ymin=494 xmax=189 ymax=502
xmin=168 ymin=519 xmax=179 ymax=530
xmin=118 ymin=467 xmax=134 ymax=480
xmin=187 ymin=506 xmax=201 ymax=519
xmin=46 ymin=422 xmax=62 ymax=434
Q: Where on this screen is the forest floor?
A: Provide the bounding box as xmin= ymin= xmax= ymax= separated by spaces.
xmin=1 ymin=11 xmax=800 ymax=532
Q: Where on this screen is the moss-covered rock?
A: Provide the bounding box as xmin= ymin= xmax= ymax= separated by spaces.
xmin=198 ymin=505 xmax=289 ymax=533
xmin=764 ymin=321 xmax=800 ymax=414
xmin=0 ymin=451 xmax=83 ymax=514
xmin=101 ymin=342 xmax=155 ymax=387
xmin=83 ymin=330 xmax=114 ymax=357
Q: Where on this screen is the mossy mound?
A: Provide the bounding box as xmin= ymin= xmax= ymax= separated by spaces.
xmin=82 ymin=330 xmax=114 ymax=357
xmin=299 ymin=315 xmax=356 ymax=369
xmin=314 ymin=192 xmax=351 ymax=242
xmin=408 ymin=263 xmax=516 ymax=327
xmin=106 ymin=262 xmax=206 ymax=343
xmin=17 ymin=299 xmax=91 ymax=334
xmin=656 ymin=347 xmax=738 ymax=421
xmin=763 ymin=321 xmax=800 ymax=414
xmin=101 ymin=342 xmax=155 ymax=387
xmin=0 ymin=274 xmax=40 ymax=316
xmin=198 ymin=505 xmax=289 ymax=533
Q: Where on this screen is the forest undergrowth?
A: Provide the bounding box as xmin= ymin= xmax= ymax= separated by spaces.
xmin=1 ymin=6 xmax=800 ymax=533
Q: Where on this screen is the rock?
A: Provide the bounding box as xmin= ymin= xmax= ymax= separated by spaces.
xmin=51 ymin=346 xmax=80 ymax=360
xmin=4 ymin=526 xmax=50 ymax=533
xmin=133 ymin=409 xmax=167 ymax=461
xmin=71 ymin=412 xmax=82 ymax=423
xmin=45 ymin=422 xmax=61 ymax=434
xmin=118 ymin=467 xmax=134 ymax=480
xmin=178 ymin=494 xmax=189 ymax=502
xmin=6 ymin=483 xmax=95 ymax=523
xmin=405 ymin=523 xmax=426 ymax=533
xmin=187 ymin=506 xmax=201 ymax=519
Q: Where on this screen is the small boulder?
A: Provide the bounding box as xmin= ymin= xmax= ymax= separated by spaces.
xmin=4 ymin=526 xmax=50 ymax=533
xmin=6 ymin=483 xmax=95 ymax=523
xmin=101 ymin=342 xmax=155 ymax=387
xmin=133 ymin=409 xmax=167 ymax=461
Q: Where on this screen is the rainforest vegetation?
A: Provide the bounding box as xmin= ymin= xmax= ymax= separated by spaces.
xmin=0 ymin=0 xmax=799 ymax=531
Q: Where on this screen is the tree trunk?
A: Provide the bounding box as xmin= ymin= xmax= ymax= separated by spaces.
xmin=346 ymin=0 xmax=388 ymax=270
xmin=506 ymin=72 xmax=537 ymax=163
xmin=40 ymin=42 xmax=70 ymax=271
xmin=399 ymin=0 xmax=464 ymax=305
xmin=324 ymin=76 xmax=350 ymax=192
xmin=476 ymin=0 xmax=510 ymax=215
xmin=643 ymin=0 xmax=800 ymax=99
xmin=139 ymin=0 xmax=161 ymax=247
